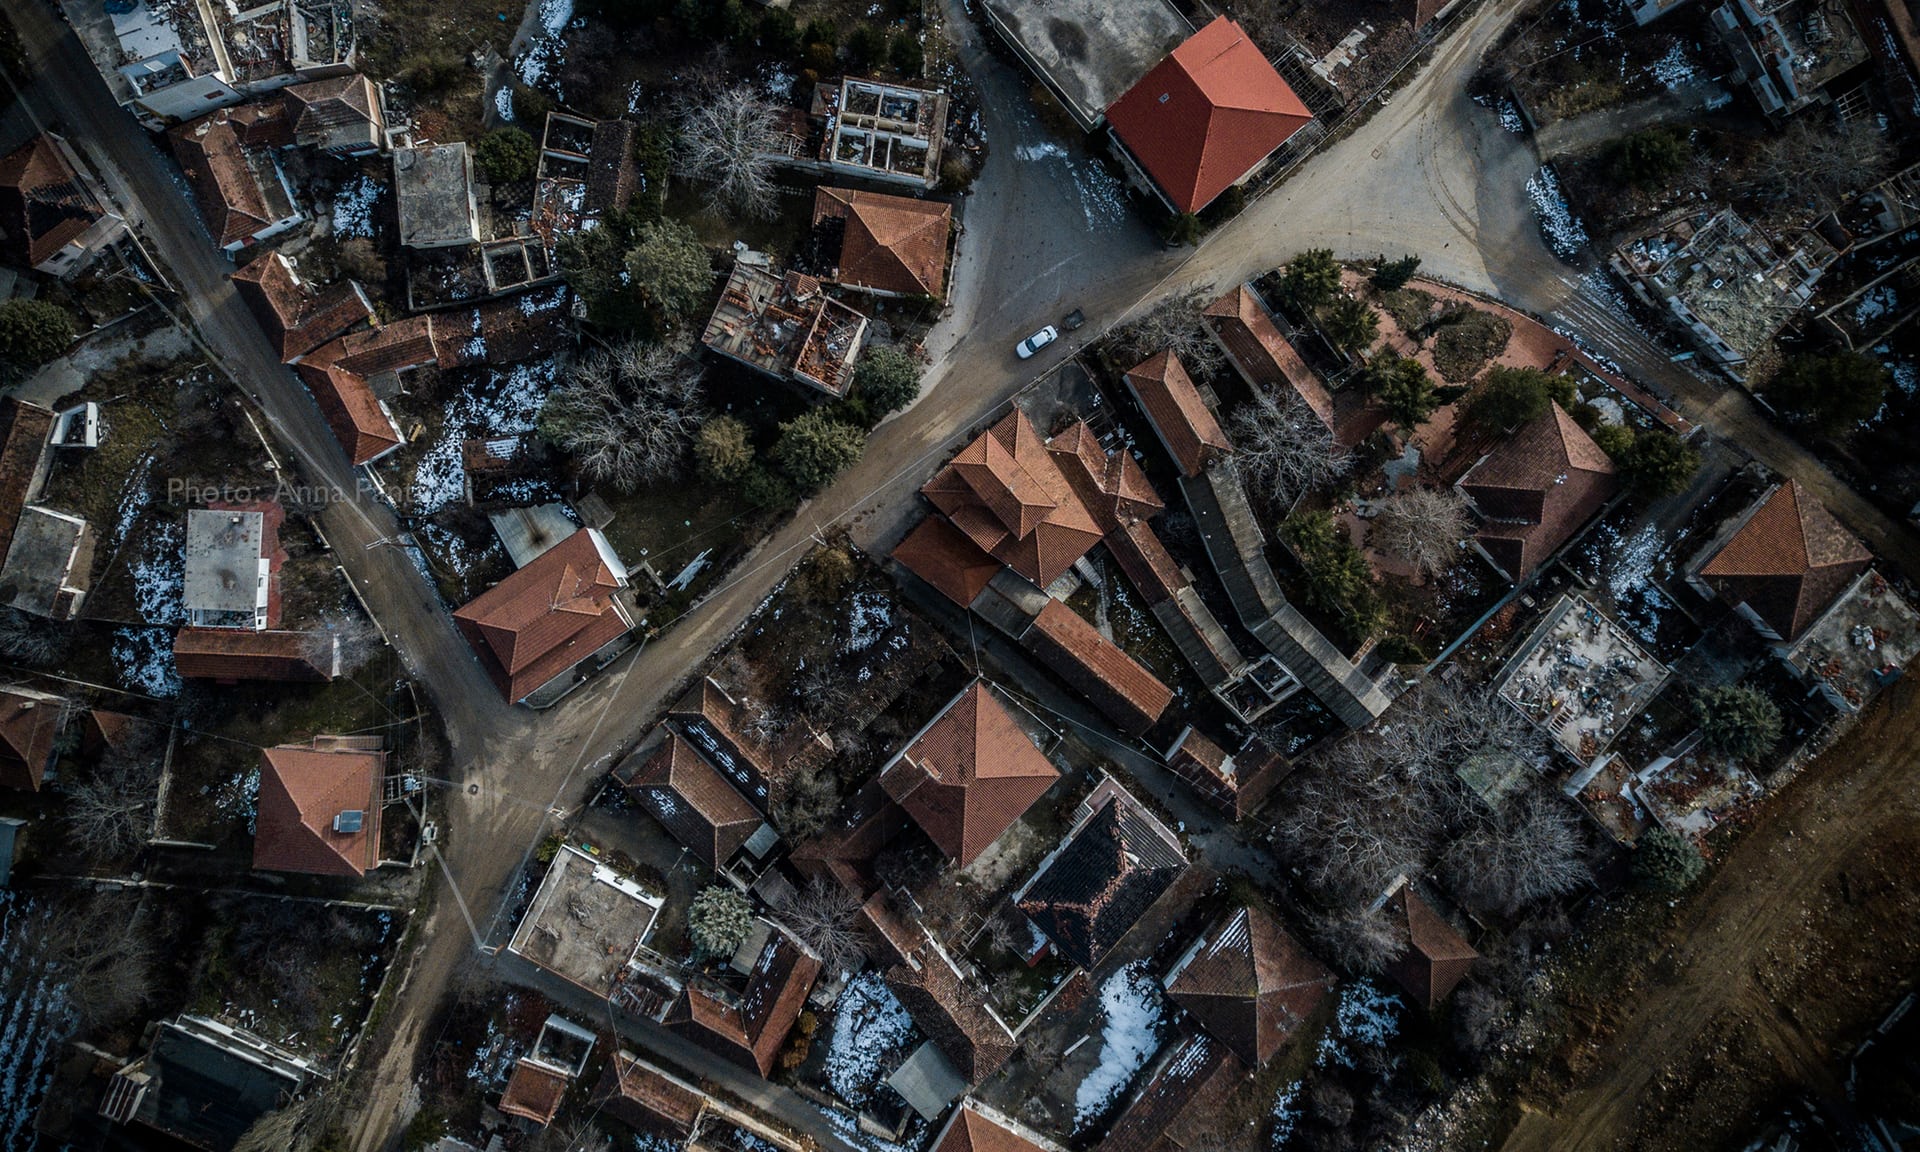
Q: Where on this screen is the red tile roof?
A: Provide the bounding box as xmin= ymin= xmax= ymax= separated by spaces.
xmin=792 ymin=780 xmax=909 ymax=894
xmin=1045 ymin=420 xmax=1165 ymax=532
xmin=1459 ymin=403 xmax=1618 ymax=580
xmin=498 ymin=1058 xmax=570 ymax=1126
xmin=1202 ymin=285 xmax=1338 ymax=430
xmin=283 ymin=74 xmax=384 ymax=151
xmin=1699 ymin=479 xmax=1871 ymax=641
xmin=667 ymin=678 xmax=773 ymax=808
xmin=1105 ymin=17 xmax=1313 ymax=213
xmin=167 ymin=110 xmax=293 ymax=248
xmin=0 ymin=135 xmax=106 ymax=269
xmin=1384 ymin=885 xmax=1478 ymax=1008
xmin=253 ymin=740 xmax=384 ymax=876
xmin=666 ymin=926 xmax=822 ymax=1076
xmin=860 ymin=891 xmax=1017 ymax=1083
xmin=922 ymin=410 xmax=1102 ymax=587
xmin=0 ymin=399 xmax=54 ymax=566
xmin=931 ymin=1103 xmax=1051 ymax=1152
xmin=453 ymin=528 xmax=631 ymax=703
xmin=231 ymin=250 xmax=373 ymax=362
xmin=879 ymin=682 xmax=1059 ymax=865
xmin=310 ymin=314 xmax=450 ymax=378
xmin=625 ymin=732 xmax=762 ymax=867
xmin=1099 ymin=1029 xmax=1246 ymax=1152
xmin=812 ymin=187 xmax=952 ymax=297
xmin=293 ymin=360 xmax=404 ymax=465
xmin=1166 ymin=905 xmax=1333 ymax=1066
xmin=590 ymin=1051 xmax=704 ymax=1137
xmin=0 ymin=687 xmax=64 ymax=792
xmin=1022 ymin=600 xmax=1173 ymax=736
xmin=173 ymin=628 xmax=339 ymax=682
xmin=1123 ymin=350 xmax=1233 ymax=478
xmin=892 ymin=515 xmax=1002 ymax=608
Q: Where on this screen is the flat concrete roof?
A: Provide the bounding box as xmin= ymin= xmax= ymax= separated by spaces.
xmin=183 ymin=509 xmax=264 ymax=617
xmin=509 ymin=845 xmax=664 ymax=996
xmin=488 ymin=503 xmax=580 ymax=569
xmin=982 ymin=0 xmax=1192 ymax=128
xmin=394 ymin=143 xmax=477 ymax=247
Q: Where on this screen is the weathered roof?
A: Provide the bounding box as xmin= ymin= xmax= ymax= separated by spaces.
xmin=0 ymin=399 xmax=54 ymax=566
xmin=1124 ymin=350 xmax=1233 ymax=478
xmin=666 ymin=926 xmax=821 ymax=1076
xmin=880 ymin=682 xmax=1058 ymax=865
xmin=393 ymin=143 xmax=477 ymax=247
xmin=585 ymin=119 xmax=640 ymax=214
xmin=666 ymin=677 xmax=773 ymax=807
xmin=1099 ymin=1029 xmax=1246 ymax=1152
xmin=791 ymin=779 xmax=909 ymax=894
xmin=1202 ymin=285 xmax=1337 ymax=430
xmin=885 ymin=942 xmax=1018 ymax=1083
xmin=253 ymin=741 xmax=384 ymax=876
xmin=1165 ymin=905 xmax=1333 ymax=1066
xmin=0 ymin=505 xmax=92 ymax=619
xmin=1460 ymin=403 xmax=1618 ymax=581
xmin=1022 ymin=600 xmax=1173 ymax=736
xmin=1017 ymin=785 xmax=1187 ymax=969
xmin=453 ymin=528 xmax=630 ymax=703
xmin=1045 ymin=420 xmax=1165 ymax=532
xmin=625 ymin=732 xmax=762 ymax=867
xmin=168 ymin=110 xmax=295 ymax=247
xmin=893 ymin=515 xmax=1002 ymax=608
xmin=293 ymin=360 xmax=404 ymax=465
xmin=1700 ymin=479 xmax=1872 ymax=641
xmin=283 ymin=74 xmax=383 ymax=151
xmin=589 ymin=1051 xmax=704 ymax=1137
xmin=173 ymin=628 xmax=338 ymax=682
xmin=812 ymin=187 xmax=952 ymax=296
xmin=930 ymin=1101 xmax=1053 ymax=1152
xmin=922 ymin=409 xmax=1103 ymax=587
xmin=1383 ymin=885 xmax=1478 ymax=1009
xmin=0 ymin=135 xmax=105 ymax=268
xmin=1104 ymin=17 xmax=1313 ymax=213
xmin=497 ymin=1058 xmax=570 ymax=1126
xmin=0 ymin=687 xmax=64 ymax=792
xmin=231 ymin=250 xmax=373 ymax=362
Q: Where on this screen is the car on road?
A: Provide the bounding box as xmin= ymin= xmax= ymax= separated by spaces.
xmin=1016 ymin=325 xmax=1059 ymax=359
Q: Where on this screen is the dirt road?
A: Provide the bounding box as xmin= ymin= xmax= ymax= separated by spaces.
xmin=1502 ymin=678 xmax=1920 ymax=1152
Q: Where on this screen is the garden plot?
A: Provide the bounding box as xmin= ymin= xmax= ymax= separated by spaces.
xmin=393 ymin=355 xmax=564 ymax=517
xmin=1503 ymin=0 xmax=1714 ymax=125
xmin=813 ymin=973 xmax=921 ymax=1108
xmin=0 ymin=894 xmax=73 ymax=1146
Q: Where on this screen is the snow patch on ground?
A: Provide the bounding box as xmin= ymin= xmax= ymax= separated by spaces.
xmin=1316 ymin=979 xmax=1404 ymax=1069
xmin=844 ymin=590 xmax=895 ymax=653
xmin=408 ymin=356 xmax=561 ymax=514
xmin=331 ymin=175 xmax=382 ymax=239
xmin=1527 ymin=165 xmax=1590 ymax=261
xmin=1645 ymin=41 xmax=1702 ymax=89
xmin=495 ymin=85 xmax=514 ymax=122
xmin=113 ymin=627 xmax=180 ymax=697
xmin=0 ymin=895 xmax=73 ymax=1146
xmin=1597 ymin=521 xmax=1671 ymax=647
xmin=1074 ymin=962 xmax=1165 ymax=1127
xmin=824 ymin=973 xmax=916 ymax=1106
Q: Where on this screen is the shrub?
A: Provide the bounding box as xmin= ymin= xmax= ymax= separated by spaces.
xmin=1279 ymin=248 xmax=1342 ymax=312
xmin=888 ymin=30 xmax=923 ymax=77
xmin=773 ymin=409 xmax=865 ymax=491
xmin=1320 ymin=295 xmax=1379 ymax=353
xmin=802 ymin=17 xmax=837 ymax=47
xmin=694 ymin=416 xmax=755 ymax=483
xmin=1764 ymin=351 xmax=1889 ymax=436
xmin=1620 ymin=429 xmax=1700 ymax=498
xmin=759 ymin=9 xmax=801 ymax=54
xmin=1633 ymin=827 xmax=1703 ymax=894
xmin=1370 ymin=254 xmax=1422 ymax=292
xmin=846 ymin=24 xmax=885 ymax=70
xmin=0 ymin=299 xmax=75 ymax=380
xmin=1429 ymin=308 xmax=1513 ymax=381
xmin=1160 ymin=212 xmax=1203 ymax=247
xmin=1608 ymin=127 xmax=1690 ymax=190
xmin=474 ymin=126 xmax=537 ymax=184
xmin=1468 ymin=366 xmax=1575 ymax=431
xmin=688 ymin=886 xmax=754 ymax=960
xmin=624 ymin=219 xmax=714 ymax=323
xmin=1693 ymin=684 xmax=1782 ymax=762
xmin=1590 ymin=423 xmax=1634 ymax=458
xmin=1365 ymin=355 xmax=1439 ymax=429
xmin=850 ymin=346 xmax=921 ymax=419
xmin=1281 ymin=510 xmax=1384 ymax=637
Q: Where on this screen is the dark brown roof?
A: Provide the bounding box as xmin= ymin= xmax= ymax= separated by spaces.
xmin=167 ymin=110 xmax=293 ymax=248
xmin=1045 ymin=420 xmax=1165 ymax=534
xmin=589 ymin=1051 xmax=704 ymax=1137
xmin=1166 ymin=905 xmax=1333 ymax=1066
xmin=253 ymin=741 xmax=384 ymax=876
xmin=0 ymin=687 xmax=64 ymax=792
xmin=922 ymin=410 xmax=1103 ymax=588
xmin=232 ymin=250 xmax=373 ymax=362
xmin=1384 ymin=886 xmax=1478 ymax=1009
xmin=931 ymin=1103 xmax=1052 ymax=1152
xmin=293 ymin=360 xmax=403 ymax=465
xmin=879 ymin=682 xmax=1058 ymax=865
xmin=586 ymin=119 xmax=641 ymax=214
xmin=310 ymin=314 xmax=449 ymax=378
xmin=1700 ymin=479 xmax=1871 ymax=641
xmin=861 ymin=891 xmax=1017 ymax=1083
xmin=1021 ymin=600 xmax=1173 ymax=736
xmin=1202 ymin=285 xmax=1338 ymax=430
xmin=625 ymin=732 xmax=762 ymax=867
xmin=1165 ymin=731 xmax=1285 ymax=822
xmin=0 ymin=399 xmax=54 ymax=565
xmin=1124 ymin=350 xmax=1233 ymax=478
xmin=498 ymin=1058 xmax=570 ymax=1126
xmin=893 ymin=515 xmax=1002 ymax=608
xmin=81 ymin=709 xmax=138 ymax=758
xmin=283 ymin=75 xmax=383 ymax=150
xmin=1017 ymin=786 xmax=1187 ymax=969
xmin=666 ymin=926 xmax=822 ymax=1076
xmin=453 ymin=528 xmax=630 ymax=703
xmin=1099 ymin=1029 xmax=1246 ymax=1152
xmin=812 ymin=187 xmax=952 ymax=297
xmin=667 ymin=678 xmax=773 ymax=808
xmin=173 ymin=628 xmax=338 ymax=682
xmin=1460 ymin=403 xmax=1618 ymax=581
xmin=792 ymin=780 xmax=909 ymax=895
xmin=0 ymin=135 xmax=105 ymax=268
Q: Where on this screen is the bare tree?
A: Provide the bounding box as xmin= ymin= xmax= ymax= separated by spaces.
xmin=1369 ymin=488 xmax=1470 ymax=579
xmin=1272 ymin=765 xmax=1438 ymax=907
xmin=233 ymin=1092 xmax=342 ymax=1152
xmin=1111 ymin=291 xmax=1228 ymax=378
xmin=64 ymin=745 xmax=164 ymax=862
xmin=1744 ymin=120 xmax=1895 ymax=218
xmin=1307 ymin=900 xmax=1408 ymax=974
xmin=0 ymin=607 xmax=64 ymax=666
xmin=1441 ymin=791 xmax=1589 ymax=915
xmin=9 ymin=892 xmax=160 ymax=1030
xmin=540 ymin=339 xmax=707 ymax=491
xmin=677 ymin=84 xmax=785 ymax=220
xmin=775 ymin=877 xmax=866 ymax=971
xmin=1230 ymin=389 xmax=1349 ymax=508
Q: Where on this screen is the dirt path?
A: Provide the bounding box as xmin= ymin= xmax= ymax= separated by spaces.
xmin=1501 ymin=677 xmax=1920 ymax=1152
xmin=1530 ymin=81 xmax=1723 ymax=158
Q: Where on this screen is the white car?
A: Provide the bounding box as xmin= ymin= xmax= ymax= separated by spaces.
xmin=1016 ymin=325 xmax=1059 ymax=359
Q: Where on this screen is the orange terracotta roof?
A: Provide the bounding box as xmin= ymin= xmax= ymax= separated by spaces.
xmin=922 ymin=410 xmax=1102 ymax=587
xmin=0 ymin=135 xmax=105 ymax=268
xmin=283 ymin=74 xmax=383 ymax=149
xmin=1384 ymin=886 xmax=1477 ymax=1008
xmin=173 ymin=628 xmax=338 ymax=682
xmin=1046 ymin=420 xmax=1165 ymax=532
xmin=1022 ymin=600 xmax=1173 ymax=735
xmin=453 ymin=528 xmax=631 ymax=703
xmin=667 ymin=678 xmax=773 ymax=807
xmin=232 ymin=250 xmax=374 ymax=362
xmin=932 ymin=1103 xmax=1052 ymax=1152
xmin=666 ymin=926 xmax=821 ymax=1076
xmin=590 ymin=1051 xmax=703 ymax=1137
xmin=892 ymin=515 xmax=1002 ymax=608
xmin=167 ymin=110 xmax=293 ymax=248
xmin=1166 ymin=905 xmax=1333 ymax=1066
xmin=253 ymin=741 xmax=384 ymax=876
xmin=498 ymin=1058 xmax=570 ymax=1126
xmin=307 ymin=314 xmax=448 ymax=378
xmin=879 ymin=682 xmax=1059 ymax=865
xmin=1460 ymin=403 xmax=1618 ymax=580
xmin=1123 ymin=350 xmax=1233 ymax=478
xmin=813 ymin=187 xmax=952 ymax=297
xmin=0 ymin=399 xmax=55 ymax=565
xmin=1105 ymin=17 xmax=1313 ymax=213
xmin=1202 ymin=285 xmax=1337 ymax=429
xmin=293 ymin=360 xmax=404 ymax=465
xmin=0 ymin=688 xmax=63 ymax=792
xmin=625 ymin=732 xmax=762 ymax=867
xmin=1699 ymin=479 xmax=1871 ymax=641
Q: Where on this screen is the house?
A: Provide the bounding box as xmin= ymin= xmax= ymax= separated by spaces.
xmin=0 ymin=134 xmax=128 ymax=276
xmin=452 ymin=527 xmax=635 ymax=706
xmin=1015 ymin=778 xmax=1187 ymax=969
xmin=232 ymin=250 xmax=374 ymax=362
xmin=812 ymin=77 xmax=949 ymax=189
xmin=0 ymin=400 xmax=57 ymax=563
xmin=667 ymin=678 xmax=775 ymax=809
xmin=702 ymin=259 xmax=870 ymax=398
xmin=892 ymin=516 xmax=1005 ymax=610
xmin=0 ymin=505 xmax=95 ymax=620
xmin=508 ymin=844 xmax=666 ymax=1001
xmin=168 ymin=107 xmax=305 ymax=251
xmin=591 ymin=1050 xmax=705 ymax=1140
xmin=1380 ymin=881 xmax=1478 ymax=1008
xmin=1162 ymin=726 xmax=1285 ymax=821
xmin=98 ymin=1014 xmax=321 ymax=1150
xmin=929 ymin=1099 xmax=1060 ymax=1152
xmin=183 ymin=506 xmax=283 ymax=630
xmin=863 ymin=892 xmax=1019 ymax=1087
xmin=810 ymin=187 xmax=952 ymax=298
xmin=1204 ymin=285 xmax=1333 ymax=423
xmin=530 ymin=112 xmax=643 ymax=243
xmin=292 ymin=355 xmax=407 ymax=466
xmin=1044 ymin=420 xmax=1165 ymax=533
xmin=1495 ymin=594 xmax=1668 ymax=762
xmin=978 ymin=0 xmax=1194 ymax=131
xmin=921 ymin=409 xmax=1103 ymax=589
xmin=1457 ymin=403 xmax=1619 ymax=582
xmin=1688 ymin=478 xmax=1872 ymax=643
xmin=1123 ymin=350 xmax=1233 ymax=478
xmin=1104 ymin=17 xmax=1313 ymax=214
xmin=0 ymin=686 xmax=67 ymax=792
xmin=789 ymin=779 xmax=910 ymax=895
xmin=283 ymin=74 xmax=386 ymax=156
xmin=1019 ymin=600 xmax=1174 ymax=736
xmin=622 ymin=732 xmax=766 ymax=868
xmin=1163 ymin=905 xmax=1333 ymax=1067
xmin=666 ymin=923 xmax=821 ymax=1076
xmin=878 ymin=680 xmax=1059 ymax=865
xmin=394 ymin=143 xmax=481 ymax=249
xmin=1704 ymin=0 xmax=1868 ymax=117
xmin=173 ymin=628 xmax=340 ymax=682
xmin=497 ymin=1016 xmax=597 ymax=1129
xmin=252 ymin=736 xmax=385 ymax=877
xmin=1099 ymin=1028 xmax=1245 ymax=1152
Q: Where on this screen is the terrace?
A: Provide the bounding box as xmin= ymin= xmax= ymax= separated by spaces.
xmin=508 ymin=845 xmax=667 ymax=1000
xmin=1497 ymin=594 xmax=1671 ymax=763
xmin=701 ymin=258 xmax=869 ymax=398
xmin=1781 ymin=570 xmax=1920 ymax=713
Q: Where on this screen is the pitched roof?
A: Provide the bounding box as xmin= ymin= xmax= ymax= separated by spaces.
xmin=0 ymin=135 xmax=105 ymax=268
xmin=1124 ymin=350 xmax=1234 ymax=478
xmin=931 ymin=1101 xmax=1053 ymax=1152
xmin=173 ymin=628 xmax=338 ymax=682
xmin=497 ymin=1058 xmax=570 ymax=1126
xmin=253 ymin=741 xmax=384 ymax=876
xmin=232 ymin=250 xmax=374 ymax=362
xmin=585 ymin=119 xmax=641 ymax=214
xmin=666 ymin=678 xmax=773 ymax=807
xmin=1166 ymin=906 xmax=1333 ymax=1066
xmin=922 ymin=410 xmax=1103 ymax=587
xmin=893 ymin=515 xmax=1002 ymax=608
xmin=168 ymin=110 xmax=295 ymax=248
xmin=885 ymin=940 xmax=1018 ymax=1083
xmin=1045 ymin=420 xmax=1165 ymax=533
xmin=626 ymin=732 xmax=762 ymax=867
xmin=452 ymin=528 xmax=631 ymax=703
xmin=1384 ymin=885 xmax=1477 ymax=1009
xmin=0 ymin=399 xmax=54 ymax=564
xmin=791 ymin=779 xmax=909 ymax=894
xmin=293 ymin=360 xmax=404 ymax=465
xmin=0 ymin=687 xmax=64 ymax=792
xmin=1202 ymin=285 xmax=1338 ymax=430
xmin=666 ymin=926 xmax=821 ymax=1076
xmin=283 ymin=74 xmax=383 ymax=150
xmin=879 ymin=682 xmax=1059 ymax=865
xmin=1460 ymin=403 xmax=1618 ymax=580
xmin=1099 ymin=1029 xmax=1246 ymax=1152
xmin=308 ymin=314 xmax=448 ymax=378
xmin=813 ymin=187 xmax=953 ymax=296
xmin=1104 ymin=17 xmax=1313 ymax=213
xmin=1700 ymin=479 xmax=1871 ymax=641
xmin=589 ymin=1051 xmax=704 ymax=1137
xmin=1017 ymin=786 xmax=1187 ymax=969
xmin=1022 ymin=600 xmax=1174 ymax=736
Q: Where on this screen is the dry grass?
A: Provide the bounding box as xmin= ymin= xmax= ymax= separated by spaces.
xmin=1431 ymin=308 xmax=1513 ymax=382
